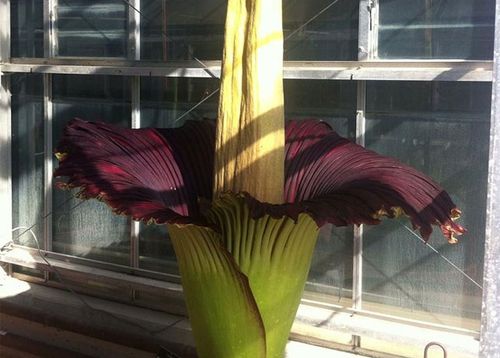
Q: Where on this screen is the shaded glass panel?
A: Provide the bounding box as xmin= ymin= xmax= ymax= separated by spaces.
xmin=10 ymin=0 xmax=44 ymax=58
xmin=140 ymin=77 xmax=219 ymax=128
xmin=140 ymin=0 xmax=358 ymax=61
xmin=140 ymin=0 xmax=226 ymax=61
xmin=378 ymin=0 xmax=495 ymax=59
xmin=57 ymin=0 xmax=128 ymax=57
xmin=52 ymin=75 xmax=131 ymax=265
xmin=363 ymin=81 xmax=490 ymax=330
xmin=11 ymin=74 xmax=44 ymax=247
xmin=284 ymin=79 xmax=357 ymax=138
xmin=283 ymin=0 xmax=359 ymax=61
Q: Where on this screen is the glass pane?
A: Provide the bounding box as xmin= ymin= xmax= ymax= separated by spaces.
xmin=52 ymin=75 xmax=131 ymax=265
xmin=140 ymin=0 xmax=226 ymax=61
xmin=363 ymin=81 xmax=490 ymax=330
xmin=283 ymin=0 xmax=359 ymax=61
xmin=140 ymin=0 xmax=358 ymax=61
xmin=10 ymin=0 xmax=44 ymax=58
xmin=378 ymin=0 xmax=495 ymax=59
xmin=11 ymin=74 xmax=44 ymax=247
xmin=284 ymin=79 xmax=357 ymax=138
xmin=139 ymin=77 xmax=219 ymax=273
xmin=57 ymin=0 xmax=128 ymax=57
xmin=305 ymin=225 xmax=354 ymax=305
xmin=140 ymin=77 xmax=219 ymax=128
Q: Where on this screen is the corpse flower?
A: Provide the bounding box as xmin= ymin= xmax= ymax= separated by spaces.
xmin=54 ymin=117 xmax=465 ymax=356
xmin=54 ymin=1 xmax=465 ymax=357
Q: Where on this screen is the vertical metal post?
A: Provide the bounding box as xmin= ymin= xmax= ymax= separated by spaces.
xmin=44 ymin=0 xmax=57 ymax=58
xmin=43 ymin=0 xmax=55 ymax=255
xmin=352 ymin=0 xmax=375 ymax=347
xmin=128 ymin=0 xmax=141 ymax=61
xmin=358 ymin=0 xmax=378 ymax=60
xmin=43 ymin=74 xmax=53 ymax=252
xmin=352 ymin=81 xmax=366 ymax=348
xmin=129 ymin=0 xmax=141 ymax=270
xmin=130 ymin=76 xmax=141 ymax=269
xmin=479 ymin=1 xmax=500 ymax=356
xmin=0 ymin=0 xmax=12 ymax=251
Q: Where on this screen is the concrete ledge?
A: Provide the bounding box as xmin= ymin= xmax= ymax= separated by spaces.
xmin=0 ymin=276 xmax=371 ymax=357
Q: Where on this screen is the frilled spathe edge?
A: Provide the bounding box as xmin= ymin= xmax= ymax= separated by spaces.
xmin=54 ymin=118 xmax=465 ymax=242
xmin=54 ymin=118 xmax=214 ymax=226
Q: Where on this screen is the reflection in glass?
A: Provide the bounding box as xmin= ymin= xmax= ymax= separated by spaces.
xmin=52 ymin=75 xmax=131 ymax=265
xmin=11 ymin=74 xmax=44 ymax=247
xmin=378 ymin=0 xmax=495 ymax=59
xmin=10 ymin=0 xmax=44 ymax=58
xmin=363 ymin=81 xmax=490 ymax=329
xmin=57 ymin=0 xmax=128 ymax=57
xmin=140 ymin=0 xmax=358 ymax=61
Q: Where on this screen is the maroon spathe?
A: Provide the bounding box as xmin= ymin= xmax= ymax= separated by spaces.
xmin=54 ymin=118 xmax=465 ymax=243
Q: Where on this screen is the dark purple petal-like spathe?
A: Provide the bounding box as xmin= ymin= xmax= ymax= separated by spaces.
xmin=54 ymin=118 xmax=215 ymax=224
xmin=54 ymin=117 xmax=465 ymax=242
xmin=284 ymin=119 xmax=465 ymax=242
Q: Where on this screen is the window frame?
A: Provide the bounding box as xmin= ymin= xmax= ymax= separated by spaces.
xmin=0 ymin=0 xmax=496 ymax=355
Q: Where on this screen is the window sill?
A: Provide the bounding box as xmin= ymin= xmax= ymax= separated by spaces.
xmin=1 ymin=245 xmax=481 ymax=357
xmin=1 ymin=274 xmax=373 ymax=357
xmin=293 ymin=300 xmax=479 ymax=358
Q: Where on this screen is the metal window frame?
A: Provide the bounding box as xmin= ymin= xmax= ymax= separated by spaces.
xmin=0 ymin=59 xmax=493 ymax=82
xmin=43 ymin=74 xmax=53 ymax=252
xmin=128 ymin=0 xmax=141 ymax=271
xmin=480 ymin=1 xmax=500 ymax=356
xmin=0 ymin=0 xmax=12 ymax=250
xmin=0 ymin=0 xmax=498 ymax=355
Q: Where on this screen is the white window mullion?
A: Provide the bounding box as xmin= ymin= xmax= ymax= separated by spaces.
xmin=480 ymin=1 xmax=500 ymax=356
xmin=128 ymin=0 xmax=141 ymax=61
xmin=351 ymin=80 xmax=367 ymax=348
xmin=130 ymin=76 xmax=141 ymax=269
xmin=129 ymin=0 xmax=141 ymax=269
xmin=358 ymin=0 xmax=378 ymax=60
xmin=0 ymin=0 xmax=12 ymax=251
xmin=43 ymin=73 xmax=53 ymax=252
xmin=44 ymin=0 xmax=57 ymax=58
xmin=354 ymin=0 xmax=370 ymax=347
xmin=369 ymin=0 xmax=379 ymax=59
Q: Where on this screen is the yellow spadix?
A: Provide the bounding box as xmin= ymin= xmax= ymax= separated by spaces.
xmin=214 ymin=0 xmax=285 ymax=204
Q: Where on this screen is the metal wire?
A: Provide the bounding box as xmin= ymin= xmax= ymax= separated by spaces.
xmin=401 ymin=224 xmax=483 ymax=290
xmin=284 ymin=0 xmax=342 ymax=42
